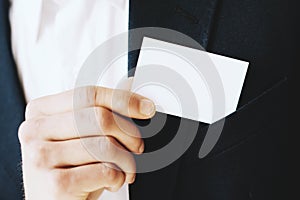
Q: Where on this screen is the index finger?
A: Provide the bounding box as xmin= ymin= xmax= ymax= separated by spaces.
xmin=26 ymin=86 xmax=156 ymax=120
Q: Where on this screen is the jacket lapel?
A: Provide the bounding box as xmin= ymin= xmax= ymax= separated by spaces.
xmin=0 ymin=0 xmax=25 ymax=198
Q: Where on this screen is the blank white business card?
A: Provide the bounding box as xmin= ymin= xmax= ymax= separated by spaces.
xmin=131 ymin=37 xmax=249 ymax=124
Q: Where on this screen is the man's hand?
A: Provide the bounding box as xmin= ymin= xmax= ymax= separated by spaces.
xmin=18 ymin=86 xmax=155 ymax=200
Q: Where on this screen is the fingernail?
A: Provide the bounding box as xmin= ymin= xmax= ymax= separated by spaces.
xmin=139 ymin=99 xmax=155 ymax=116
xmin=139 ymin=142 xmax=145 ymax=154
xmin=130 ymin=175 xmax=136 ymax=184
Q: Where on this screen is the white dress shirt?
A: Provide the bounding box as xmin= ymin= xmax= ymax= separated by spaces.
xmin=10 ymin=0 xmax=129 ymax=199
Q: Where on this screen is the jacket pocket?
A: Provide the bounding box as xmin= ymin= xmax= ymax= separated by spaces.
xmin=183 ymin=77 xmax=288 ymax=161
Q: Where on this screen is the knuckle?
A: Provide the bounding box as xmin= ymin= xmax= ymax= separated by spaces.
xmin=32 ymin=143 xmax=50 ymax=168
xmin=112 ymin=90 xmax=131 ymax=112
xmin=18 ymin=117 xmax=45 ymax=145
xmin=51 ymin=170 xmax=72 ymax=194
xmin=95 ymin=86 xmax=107 ymax=106
xmin=85 ymin=86 xmax=97 ymax=106
xmin=127 ymin=92 xmax=138 ymax=107
xmin=74 ymin=86 xmax=96 ymax=107
xmin=18 ymin=122 xmax=32 ymax=144
xmin=107 ymin=168 xmax=118 ymax=184
xmin=112 ymin=91 xmax=124 ymax=109
xmin=102 ymin=165 xmax=120 ymax=186
xmin=97 ymin=108 xmax=113 ymax=133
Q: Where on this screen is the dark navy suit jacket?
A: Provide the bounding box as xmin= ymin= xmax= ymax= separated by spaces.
xmin=0 ymin=0 xmax=291 ymax=199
